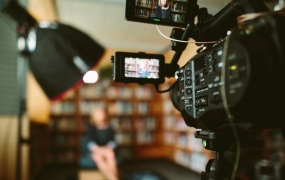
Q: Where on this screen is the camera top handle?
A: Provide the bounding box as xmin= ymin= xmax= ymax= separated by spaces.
xmin=166 ymin=0 xmax=269 ymax=77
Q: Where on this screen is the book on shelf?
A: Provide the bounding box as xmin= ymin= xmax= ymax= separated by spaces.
xmin=172 ymin=2 xmax=187 ymax=12
xmin=174 ymin=150 xmax=208 ymax=173
xmin=189 ymin=152 xmax=208 ymax=173
xmin=177 ymin=132 xmax=188 ymax=148
xmin=174 ymin=150 xmax=189 ymax=167
xmin=79 ymin=101 xmax=106 ymax=115
xmin=138 ymin=102 xmax=149 ymax=115
xmin=49 ymin=118 xmax=77 ymax=132
xmin=136 ymin=116 xmax=156 ymax=130
xmin=50 ymin=101 xmax=76 ymax=115
xmin=106 ymin=86 xmax=134 ymax=100
xmin=115 ymin=132 xmax=134 ymax=145
xmin=172 ymin=13 xmax=185 ymax=22
xmin=110 ymin=116 xmax=133 ymax=130
xmin=137 ymin=131 xmax=155 ymax=144
xmin=135 ymin=0 xmax=153 ymax=7
xmin=164 ymin=115 xmax=176 ymax=130
xmin=164 ymin=131 xmax=176 ymax=145
xmin=108 ymin=101 xmax=135 ymax=115
xmin=135 ymin=86 xmax=154 ymax=99
xmin=175 ymin=117 xmax=189 ymax=131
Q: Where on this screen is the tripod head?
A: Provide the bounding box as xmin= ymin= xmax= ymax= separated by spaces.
xmin=195 ymin=126 xmax=264 ymax=180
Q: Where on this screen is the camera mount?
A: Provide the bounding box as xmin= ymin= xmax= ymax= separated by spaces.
xmin=195 ymin=127 xmax=264 ymax=180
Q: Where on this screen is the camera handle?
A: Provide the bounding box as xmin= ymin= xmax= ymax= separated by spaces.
xmin=166 ymin=7 xmax=212 ymax=77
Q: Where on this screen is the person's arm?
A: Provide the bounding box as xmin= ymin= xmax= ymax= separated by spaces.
xmin=107 ymin=140 xmax=117 ymax=149
xmin=87 ymin=141 xmax=98 ymax=151
xmin=86 ymin=126 xmax=99 ymax=152
xmin=106 ymin=126 xmax=117 ymax=149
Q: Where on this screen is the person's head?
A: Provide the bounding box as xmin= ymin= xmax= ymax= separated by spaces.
xmin=159 ymin=0 xmax=169 ymax=8
xmin=90 ymin=107 xmax=108 ymax=127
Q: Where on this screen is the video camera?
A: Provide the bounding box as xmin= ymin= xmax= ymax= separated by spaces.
xmin=112 ymin=0 xmax=285 ymax=130
xmin=112 ymin=1 xmax=285 ymax=179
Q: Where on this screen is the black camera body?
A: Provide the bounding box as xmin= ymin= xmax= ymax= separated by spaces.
xmin=171 ymin=14 xmax=285 ymax=130
xmin=113 ymin=0 xmax=285 ymax=131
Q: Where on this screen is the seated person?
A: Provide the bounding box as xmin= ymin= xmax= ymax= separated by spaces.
xmin=155 ymin=0 xmax=172 ymax=20
xmin=80 ymin=107 xmax=119 ymax=180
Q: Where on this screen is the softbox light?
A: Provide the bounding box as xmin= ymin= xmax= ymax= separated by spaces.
xmin=29 ymin=23 xmax=105 ymax=101
xmin=4 ymin=0 xmax=105 ymax=101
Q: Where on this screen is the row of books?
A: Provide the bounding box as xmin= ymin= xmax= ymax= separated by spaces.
xmin=115 ymin=132 xmax=134 ymax=145
xmin=49 ymin=118 xmax=77 ymax=131
xmin=164 ymin=115 xmax=192 ymax=131
xmin=113 ymin=131 xmax=157 ymax=145
xmin=80 ymin=80 xmax=155 ymax=100
xmin=135 ymin=117 xmax=157 ymax=130
xmin=164 ymin=131 xmax=176 ymax=145
xmin=49 ymin=135 xmax=78 ymax=147
xmin=135 ymin=0 xmax=153 ymax=7
xmin=110 ymin=117 xmax=133 ymax=130
xmin=50 ymin=101 xmax=75 ymax=114
xmin=172 ymin=2 xmax=187 ymax=12
xmin=174 ymin=150 xmax=208 ymax=173
xmin=125 ymin=65 xmax=159 ymax=72
xmin=79 ymin=84 xmax=105 ymax=99
xmin=51 ymin=100 xmax=153 ymax=115
xmin=125 ymin=71 xmax=159 ymax=79
xmin=111 ymin=116 xmax=157 ymax=130
xmin=107 ymin=86 xmax=155 ymax=100
xmin=172 ymin=13 xmax=185 ymax=22
xmin=79 ymin=101 xmax=106 ymax=115
xmin=137 ymin=131 xmax=155 ymax=144
xmin=47 ymin=151 xmax=76 ymax=163
xmin=125 ymin=64 xmax=136 ymax=71
xmin=108 ymin=101 xmax=150 ymax=115
xmin=135 ymin=8 xmax=152 ymax=18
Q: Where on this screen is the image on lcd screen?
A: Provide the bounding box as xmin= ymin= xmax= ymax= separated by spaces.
xmin=124 ymin=57 xmax=159 ymax=79
xmin=134 ymin=0 xmax=188 ymax=23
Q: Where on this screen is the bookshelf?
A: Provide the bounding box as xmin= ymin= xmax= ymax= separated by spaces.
xmin=135 ymin=0 xmax=188 ymax=23
xmin=48 ymin=92 xmax=80 ymax=163
xmin=161 ymin=79 xmax=215 ymax=174
xmin=47 ymin=79 xmax=164 ymax=163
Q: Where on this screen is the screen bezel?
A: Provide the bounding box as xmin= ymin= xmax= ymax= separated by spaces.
xmin=125 ymin=0 xmax=197 ymax=27
xmin=114 ymin=52 xmax=165 ymax=84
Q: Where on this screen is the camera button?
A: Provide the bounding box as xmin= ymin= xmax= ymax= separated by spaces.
xmin=185 ymin=70 xmax=191 ymax=76
xmin=186 ymin=79 xmax=192 ymax=85
xmin=186 ymin=88 xmax=192 ymax=95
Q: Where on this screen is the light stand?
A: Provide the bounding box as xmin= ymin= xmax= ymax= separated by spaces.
xmin=3 ymin=2 xmax=105 ymax=180
xmin=16 ymin=48 xmax=29 ymax=180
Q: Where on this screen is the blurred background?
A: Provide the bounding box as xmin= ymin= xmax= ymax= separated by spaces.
xmin=0 ymin=0 xmax=284 ymax=180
